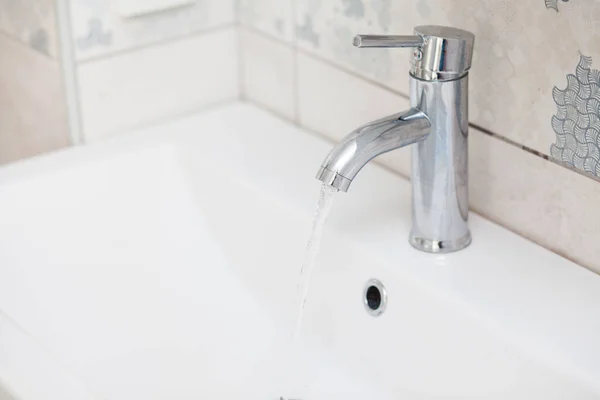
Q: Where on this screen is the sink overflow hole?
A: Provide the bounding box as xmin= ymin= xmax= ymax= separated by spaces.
xmin=366 ymin=286 xmax=381 ymax=310
xmin=364 ymin=279 xmax=387 ymax=316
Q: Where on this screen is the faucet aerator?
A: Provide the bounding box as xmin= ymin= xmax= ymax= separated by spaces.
xmin=316 ymin=167 xmax=350 ymax=192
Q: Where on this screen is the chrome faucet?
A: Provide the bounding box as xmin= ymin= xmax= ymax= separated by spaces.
xmin=316 ymin=26 xmax=475 ymax=253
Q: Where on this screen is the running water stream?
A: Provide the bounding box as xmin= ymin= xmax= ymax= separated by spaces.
xmin=292 ymin=183 xmax=337 ymax=342
xmin=283 ymin=183 xmax=337 ymax=399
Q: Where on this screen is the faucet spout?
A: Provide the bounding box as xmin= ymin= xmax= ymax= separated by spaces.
xmin=316 ymin=108 xmax=431 ymax=191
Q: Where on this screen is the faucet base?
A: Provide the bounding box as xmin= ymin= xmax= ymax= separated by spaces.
xmin=409 ymin=232 xmax=471 ymax=254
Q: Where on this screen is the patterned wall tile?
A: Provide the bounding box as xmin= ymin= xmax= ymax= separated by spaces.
xmin=237 ymin=0 xmax=294 ymax=42
xmin=0 ymin=0 xmax=59 ymax=58
xmin=545 ymin=0 xmax=570 ymax=12
xmin=70 ymin=0 xmax=235 ymax=60
xmin=293 ymin=0 xmax=600 ymax=159
xmin=0 ymin=35 xmax=70 ymax=164
xmin=550 ymin=54 xmax=600 ymax=177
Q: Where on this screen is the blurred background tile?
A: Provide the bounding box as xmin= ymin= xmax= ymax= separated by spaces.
xmin=0 ymin=30 xmax=69 ymax=165
xmin=0 ymin=0 xmax=59 ymax=58
xmin=240 ymin=28 xmax=295 ymax=120
xmin=78 ymin=28 xmax=238 ymax=141
xmin=69 ymin=0 xmax=235 ymax=60
xmin=237 ymin=0 xmax=294 ymax=42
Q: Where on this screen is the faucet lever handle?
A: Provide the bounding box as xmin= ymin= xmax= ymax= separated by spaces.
xmin=353 ymin=26 xmax=475 ymax=82
xmin=353 ymin=35 xmax=424 ymax=48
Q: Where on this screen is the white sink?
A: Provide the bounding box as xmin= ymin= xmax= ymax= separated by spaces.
xmin=0 ymin=102 xmax=599 ymax=399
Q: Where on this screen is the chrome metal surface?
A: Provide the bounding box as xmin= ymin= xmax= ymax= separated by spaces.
xmin=409 ymin=76 xmax=470 ymax=252
xmin=317 ymin=25 xmax=474 ymax=253
xmin=353 ymin=25 xmax=475 ymax=82
xmin=412 ymin=26 xmax=475 ymax=81
xmin=316 ymin=109 xmax=430 ymax=192
xmin=364 ymin=279 xmax=387 ymax=317
xmin=353 ymin=34 xmax=424 ymax=48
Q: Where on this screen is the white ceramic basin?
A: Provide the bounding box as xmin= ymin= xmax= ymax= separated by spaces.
xmin=0 ymin=103 xmax=599 ymax=400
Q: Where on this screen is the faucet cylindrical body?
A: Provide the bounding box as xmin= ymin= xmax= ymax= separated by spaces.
xmin=409 ymin=74 xmax=470 ymax=252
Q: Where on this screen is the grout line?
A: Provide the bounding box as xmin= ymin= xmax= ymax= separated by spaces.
xmin=293 ymin=50 xmax=300 ymax=124
xmin=55 ymin=0 xmax=85 ymax=146
xmin=472 ymin=122 xmax=600 ymax=184
xmin=234 ymin=0 xmax=245 ymax=101
xmin=240 ymin=23 xmax=600 ymax=184
xmin=236 ymin=23 xmax=246 ymax=101
xmin=77 ymin=23 xmax=236 ymax=65
xmin=239 ymin=23 xmax=288 ymax=46
xmin=472 ymin=122 xmax=549 ymax=160
xmin=291 ymin=0 xmax=300 ymax=124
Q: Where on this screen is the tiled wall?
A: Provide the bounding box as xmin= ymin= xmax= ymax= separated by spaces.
xmin=238 ymin=0 xmax=600 ymax=273
xmin=69 ymin=0 xmax=238 ymax=141
xmin=0 ymin=0 xmax=238 ymax=161
xmin=0 ymin=0 xmax=70 ymax=165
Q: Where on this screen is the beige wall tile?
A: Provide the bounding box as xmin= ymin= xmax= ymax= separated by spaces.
xmin=470 ymin=131 xmax=600 ymax=273
xmin=0 ymin=36 xmax=70 ymax=165
xmin=237 ymin=0 xmax=294 ymax=42
xmin=78 ymin=28 xmax=239 ymax=141
xmin=240 ymin=28 xmax=295 ymax=120
xmin=296 ymin=51 xmax=600 ymax=273
xmin=69 ymin=0 xmax=235 ymax=60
